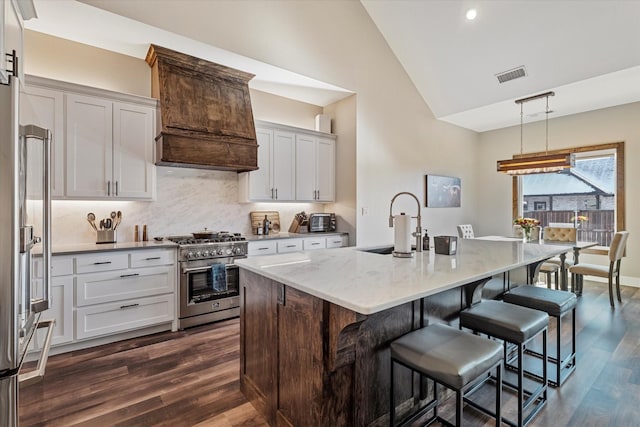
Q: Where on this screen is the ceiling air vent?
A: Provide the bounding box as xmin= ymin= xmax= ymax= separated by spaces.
xmin=496 ymin=66 xmax=527 ymax=84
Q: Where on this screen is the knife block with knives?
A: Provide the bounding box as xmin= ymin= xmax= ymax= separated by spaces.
xmin=289 ymin=211 xmax=309 ymax=233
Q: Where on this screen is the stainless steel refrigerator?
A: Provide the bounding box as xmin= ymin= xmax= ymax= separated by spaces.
xmin=0 ymin=71 xmax=55 ymax=425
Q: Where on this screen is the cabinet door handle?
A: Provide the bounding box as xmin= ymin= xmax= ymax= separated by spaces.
xmin=145 ymin=257 xmax=162 ymax=261
xmin=115 ymin=181 xmax=119 ymax=196
xmin=119 ymin=273 xmax=140 ymax=278
xmin=93 ymin=261 xmax=112 ymax=265
xmin=120 ymin=303 xmax=140 ymax=309
xmin=107 ymin=180 xmax=111 ymax=196
xmin=275 ymin=188 xmax=278 ymax=199
xmin=317 ymin=190 xmax=320 ymax=200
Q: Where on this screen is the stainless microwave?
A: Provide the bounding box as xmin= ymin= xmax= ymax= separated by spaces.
xmin=308 ymin=213 xmax=336 ymax=232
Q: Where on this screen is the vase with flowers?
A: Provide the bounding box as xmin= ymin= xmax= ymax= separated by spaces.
xmin=513 ymin=217 xmax=540 ymax=242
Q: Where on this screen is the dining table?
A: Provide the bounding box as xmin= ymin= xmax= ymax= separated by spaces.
xmin=475 ymin=235 xmax=599 ymax=291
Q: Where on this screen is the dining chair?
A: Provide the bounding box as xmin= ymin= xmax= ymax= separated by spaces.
xmin=543 ymin=227 xmax=577 ymax=289
xmin=569 ymin=231 xmax=630 ymax=307
xmin=457 ymin=224 xmax=475 ymax=239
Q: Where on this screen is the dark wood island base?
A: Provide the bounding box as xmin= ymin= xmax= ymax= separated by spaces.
xmin=239 ymin=269 xmax=495 ymax=426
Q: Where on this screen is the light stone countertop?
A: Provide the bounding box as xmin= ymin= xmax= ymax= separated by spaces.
xmin=235 ymin=239 xmax=572 ymax=315
xmin=52 ymin=240 xmax=178 ymax=255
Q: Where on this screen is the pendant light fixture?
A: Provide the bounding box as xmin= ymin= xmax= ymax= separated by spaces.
xmin=497 ymin=91 xmax=574 ymax=175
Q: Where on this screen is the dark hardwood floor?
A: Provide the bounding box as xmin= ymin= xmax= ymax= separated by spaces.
xmin=20 ymin=280 xmax=640 ymax=426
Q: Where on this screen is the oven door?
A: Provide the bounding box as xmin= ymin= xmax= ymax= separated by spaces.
xmin=179 ymin=259 xmax=240 ymax=317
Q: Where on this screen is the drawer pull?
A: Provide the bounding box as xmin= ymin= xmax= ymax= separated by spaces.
xmin=120 ymin=303 xmax=140 ymax=310
xmin=145 ymin=257 xmax=162 ymax=261
xmin=119 ymin=273 xmax=140 ymax=278
xmin=285 ymin=245 xmax=297 ymax=248
xmin=311 ymin=242 xmax=320 ymax=245
xmin=93 ymin=261 xmax=112 ymax=265
xmin=257 ymin=247 xmax=269 ymax=250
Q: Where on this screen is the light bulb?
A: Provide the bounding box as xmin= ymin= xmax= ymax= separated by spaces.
xmin=466 ymin=8 xmax=477 ymax=20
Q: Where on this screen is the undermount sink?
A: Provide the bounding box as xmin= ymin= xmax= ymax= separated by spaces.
xmin=357 ymin=246 xmax=395 ymax=255
xmin=358 ymin=245 xmax=418 ymax=255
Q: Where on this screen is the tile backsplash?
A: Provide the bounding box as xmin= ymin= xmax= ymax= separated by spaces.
xmin=52 ymin=166 xmax=323 ymax=245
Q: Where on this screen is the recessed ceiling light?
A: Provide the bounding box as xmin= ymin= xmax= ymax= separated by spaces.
xmin=466 ymin=8 xmax=477 ymax=20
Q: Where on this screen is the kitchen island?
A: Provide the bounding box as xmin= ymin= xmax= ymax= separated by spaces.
xmin=236 ymin=239 xmax=571 ymax=426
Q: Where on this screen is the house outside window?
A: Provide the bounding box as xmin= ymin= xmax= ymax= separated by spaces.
xmin=513 ymin=142 xmax=624 ymax=248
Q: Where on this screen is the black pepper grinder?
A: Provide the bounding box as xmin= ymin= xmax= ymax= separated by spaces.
xmin=423 ymin=229 xmax=430 ymax=251
xmin=263 ymin=215 xmax=270 ymax=235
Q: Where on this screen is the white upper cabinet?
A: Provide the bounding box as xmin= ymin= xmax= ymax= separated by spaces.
xmin=20 ymin=85 xmax=65 ymax=197
xmin=240 ymin=126 xmax=295 ymax=202
xmin=315 ymin=137 xmax=335 ymax=202
xmin=239 ymin=120 xmax=335 ymax=203
xmin=66 ymin=93 xmax=113 ymax=198
xmin=26 ymin=75 xmax=157 ymax=200
xmin=67 ymin=95 xmax=155 ymax=199
xmin=112 ymin=102 xmax=155 ymax=199
xmin=272 ymin=130 xmax=295 ymax=201
xmin=295 ymin=134 xmax=335 ymax=202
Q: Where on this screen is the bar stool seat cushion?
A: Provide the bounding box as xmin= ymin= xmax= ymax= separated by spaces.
xmin=390 ymin=323 xmax=502 ymax=390
xmin=503 ymin=286 xmax=577 ymax=317
xmin=460 ymin=300 xmax=548 ymax=343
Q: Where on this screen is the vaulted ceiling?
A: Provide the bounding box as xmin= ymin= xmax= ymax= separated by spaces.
xmin=26 ymin=1 xmax=640 ymax=132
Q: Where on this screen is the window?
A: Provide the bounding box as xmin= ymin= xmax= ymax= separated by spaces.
xmin=512 ymin=142 xmax=624 ymax=247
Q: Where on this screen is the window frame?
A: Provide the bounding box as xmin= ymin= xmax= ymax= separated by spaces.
xmin=511 ymin=141 xmax=625 ymax=245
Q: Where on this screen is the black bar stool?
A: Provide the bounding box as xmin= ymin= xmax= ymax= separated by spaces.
xmin=503 ymin=285 xmax=577 ymax=387
xmin=390 ymin=323 xmax=503 ymax=427
xmin=460 ymin=300 xmax=548 ymax=427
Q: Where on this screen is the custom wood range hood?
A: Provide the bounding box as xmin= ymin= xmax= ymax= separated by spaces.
xmin=145 ymin=44 xmax=258 ymax=172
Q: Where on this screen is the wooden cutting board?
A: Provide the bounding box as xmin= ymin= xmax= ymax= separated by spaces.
xmin=249 ymin=211 xmax=281 ymax=234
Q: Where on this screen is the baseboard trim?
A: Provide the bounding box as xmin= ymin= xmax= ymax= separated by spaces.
xmin=584 ymin=275 xmax=640 ymax=288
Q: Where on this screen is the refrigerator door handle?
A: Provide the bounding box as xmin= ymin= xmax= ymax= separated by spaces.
xmin=20 ymin=124 xmax=53 ymax=313
xmin=18 ymin=319 xmax=55 ymax=386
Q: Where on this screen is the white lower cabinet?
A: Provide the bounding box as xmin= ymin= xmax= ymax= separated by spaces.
xmin=277 ymin=239 xmax=303 ymax=253
xmin=248 ymin=234 xmax=347 ymax=256
xmin=30 ymin=256 xmax=75 ymax=351
xmin=28 ymin=247 xmax=177 ymax=354
xmin=303 ymin=237 xmax=326 ymax=250
xmin=76 ymin=266 xmax=174 ymax=307
xmin=248 ymin=240 xmax=278 ymax=256
xmin=326 ymin=235 xmax=348 ymax=248
xmin=76 ymin=294 xmax=174 ymax=340
xmin=73 ymin=248 xmax=176 ymax=340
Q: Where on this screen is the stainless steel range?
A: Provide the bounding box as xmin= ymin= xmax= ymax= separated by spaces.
xmin=166 ymin=233 xmax=247 ymax=329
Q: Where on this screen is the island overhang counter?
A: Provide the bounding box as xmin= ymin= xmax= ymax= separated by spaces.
xmin=235 ymin=239 xmax=570 ymax=426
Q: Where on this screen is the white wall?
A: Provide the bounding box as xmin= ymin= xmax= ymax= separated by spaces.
xmin=478 ymin=101 xmax=640 ymax=281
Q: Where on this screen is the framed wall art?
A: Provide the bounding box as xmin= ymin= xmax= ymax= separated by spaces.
xmin=425 ymin=174 xmax=461 ymax=208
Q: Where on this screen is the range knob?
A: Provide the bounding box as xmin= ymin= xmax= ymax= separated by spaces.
xmin=184 ymin=251 xmax=193 ymax=259
xmin=217 ymin=248 xmax=224 ymax=256
xmin=202 ymin=250 xmax=210 ymax=257
xmin=225 ymin=248 xmax=232 ymax=255
xmin=195 ymin=251 xmax=202 ymax=258
xmin=233 ymin=247 xmax=244 ymax=255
